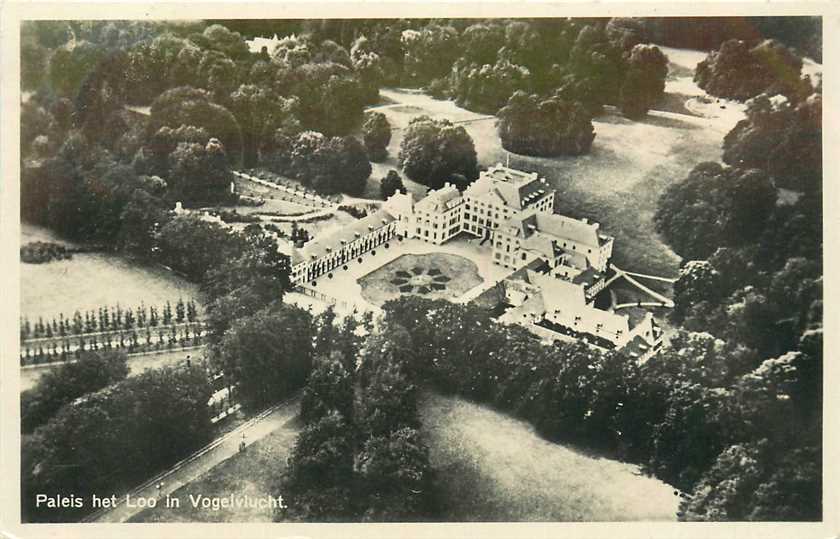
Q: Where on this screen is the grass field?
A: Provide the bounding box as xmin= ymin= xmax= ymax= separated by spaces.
xmin=358 ymin=252 xmax=483 ymax=306
xmin=420 ymin=392 xmax=679 ymax=521
xmin=21 ymin=224 xmax=202 ymax=321
xmin=365 ymin=48 xmax=748 ymax=278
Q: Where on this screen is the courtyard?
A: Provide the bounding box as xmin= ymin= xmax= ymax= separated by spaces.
xmin=294 ymin=235 xmax=515 ymax=313
xmin=358 ymin=253 xmax=483 ymax=307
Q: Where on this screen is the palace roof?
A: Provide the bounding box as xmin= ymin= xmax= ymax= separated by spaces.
xmin=298 ymin=208 xmax=396 ymax=263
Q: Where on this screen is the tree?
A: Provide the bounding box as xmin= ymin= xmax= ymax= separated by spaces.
xmin=401 ymin=24 xmax=460 ymax=85
xmin=287 ymin=131 xmax=371 ymax=195
xmin=279 ymin=412 xmax=357 ymax=522
xmin=565 ymin=24 xmax=626 ymax=110
xmin=47 ymin=40 xmax=106 ymax=98
xmin=672 ymin=261 xmax=721 ymax=323
xmin=379 ymin=170 xmax=405 ymax=200
xmin=155 ymin=214 xmax=249 ymax=282
xmin=654 ymin=162 xmax=777 ymax=260
xmin=619 ymin=44 xmax=668 ymax=119
xmin=497 ymin=91 xmax=595 ymax=157
xmin=449 ymin=58 xmax=531 ymax=114
xmin=148 ymin=86 xmax=243 ymax=165
xmin=21 ymin=351 xmax=129 ymax=433
xmin=215 ymin=305 xmax=314 ymax=409
xmin=356 ymin=428 xmax=433 ymax=521
xmin=460 ymin=22 xmax=506 ymax=65
xmin=167 ymin=138 xmax=233 ymax=205
xmin=361 ymin=111 xmax=391 ymax=162
xmin=230 ymin=84 xmax=301 ymax=167
xmin=350 ymin=35 xmax=385 ymax=103
xmin=723 ymin=93 xmax=821 ymax=193
xmin=300 ymin=352 xmax=355 ymax=424
xmin=695 ymin=38 xmax=810 ymax=102
xmin=398 ymin=116 xmax=478 ymax=189
xmin=22 ymin=364 xmax=213 ymax=523
xmin=201 ymin=23 xmax=250 ymax=61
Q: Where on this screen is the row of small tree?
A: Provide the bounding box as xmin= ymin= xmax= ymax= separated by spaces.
xmin=21 ymin=322 xmax=205 ymax=366
xmin=20 ymin=298 xmax=199 ymax=340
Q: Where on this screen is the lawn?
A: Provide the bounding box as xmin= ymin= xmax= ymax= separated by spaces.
xmin=358 ymin=252 xmax=483 ymax=307
xmin=21 ymin=250 xmax=202 ymax=322
xmin=366 ymin=48 xmax=748 ymax=278
xmin=421 ymin=392 xmax=679 ymax=521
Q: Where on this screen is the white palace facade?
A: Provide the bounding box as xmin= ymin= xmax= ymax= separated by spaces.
xmin=284 ymin=164 xmax=661 ymax=359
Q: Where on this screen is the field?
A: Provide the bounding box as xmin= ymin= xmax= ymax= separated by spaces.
xmin=21 ymin=224 xmax=202 ymax=321
xmin=420 ymin=392 xmax=679 ymax=521
xmin=358 ymin=252 xmax=483 ymax=306
xmin=365 ymin=47 xmax=749 ymax=278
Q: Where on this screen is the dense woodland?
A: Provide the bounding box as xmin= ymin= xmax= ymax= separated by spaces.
xmin=20 ymin=17 xmax=822 ymax=523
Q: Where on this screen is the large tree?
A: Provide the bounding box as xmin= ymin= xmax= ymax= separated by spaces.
xmin=22 ymin=364 xmax=213 ymax=522
xmin=497 ymin=91 xmax=595 ymax=157
xmin=21 ymin=351 xmax=129 ymax=433
xmin=398 ymin=116 xmax=478 ymax=189
xmin=695 ymin=38 xmax=810 ymax=102
xmin=654 ymin=162 xmax=777 ymax=260
xmin=361 ymin=111 xmax=391 ymax=162
xmin=215 ymin=305 xmax=314 ymax=409
xmin=449 ymin=58 xmax=531 ymax=114
xmin=283 ymin=131 xmax=371 ymax=195
xmin=619 ymin=44 xmax=668 ymax=119
xmin=723 ymin=93 xmax=821 ymax=193
xmin=148 ymin=86 xmax=243 ymax=165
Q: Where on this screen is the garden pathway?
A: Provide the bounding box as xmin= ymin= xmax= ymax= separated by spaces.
xmin=85 ymin=394 xmax=301 ymax=523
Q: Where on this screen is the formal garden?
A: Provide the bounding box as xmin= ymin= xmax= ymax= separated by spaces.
xmin=358 ymin=252 xmax=483 ymax=306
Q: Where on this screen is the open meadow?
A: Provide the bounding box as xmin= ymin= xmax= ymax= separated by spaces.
xmin=365 ymin=47 xmax=749 ymax=278
xmin=20 ymin=224 xmax=202 ymax=321
xmin=420 ymin=392 xmax=680 ymax=521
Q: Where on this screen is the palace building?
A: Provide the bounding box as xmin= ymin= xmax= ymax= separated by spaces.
xmin=282 ymin=163 xmax=661 ymax=361
xmin=288 ymin=208 xmax=398 ymax=284
xmin=461 ymin=164 xmax=554 ymax=238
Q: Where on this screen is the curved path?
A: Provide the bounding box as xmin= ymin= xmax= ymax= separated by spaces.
xmin=611 ymin=266 xmax=675 ymax=309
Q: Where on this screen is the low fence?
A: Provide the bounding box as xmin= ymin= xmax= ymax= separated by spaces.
xmin=295 ymin=285 xmax=353 ymax=310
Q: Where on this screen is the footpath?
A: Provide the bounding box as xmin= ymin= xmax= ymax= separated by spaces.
xmin=85 ymin=395 xmax=301 ymax=523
